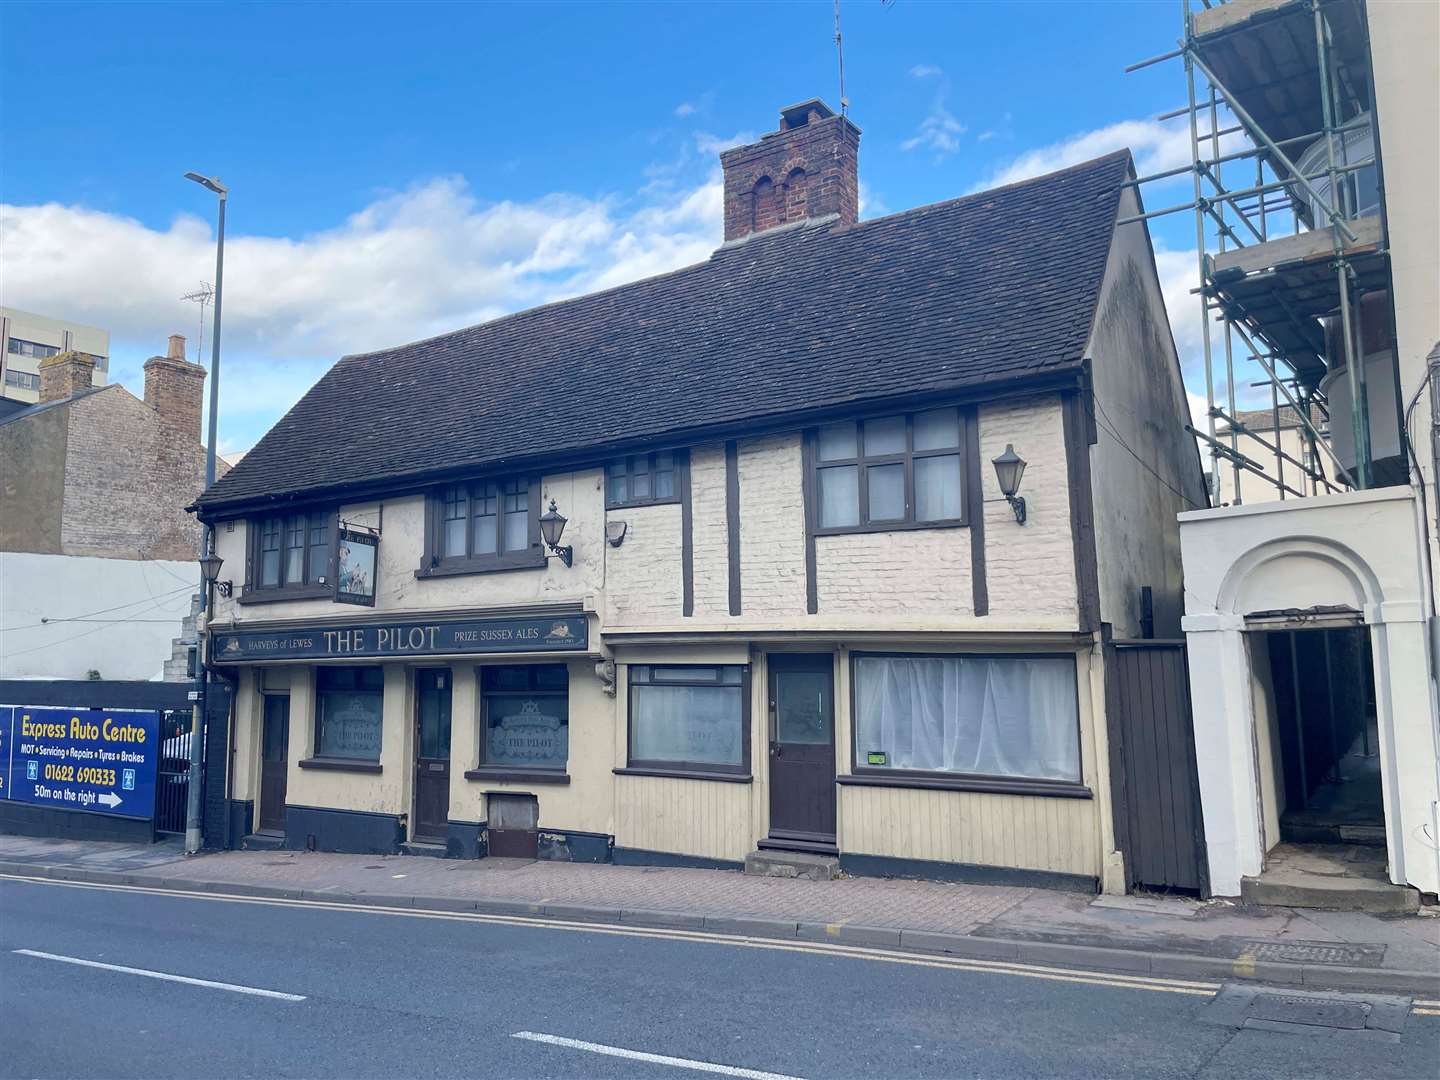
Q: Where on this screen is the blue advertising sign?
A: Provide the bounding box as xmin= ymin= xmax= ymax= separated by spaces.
xmin=1 ymin=706 xmax=158 ymax=820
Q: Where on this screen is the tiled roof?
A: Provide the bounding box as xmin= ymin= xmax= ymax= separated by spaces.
xmin=196 ymin=150 xmax=1132 ymax=513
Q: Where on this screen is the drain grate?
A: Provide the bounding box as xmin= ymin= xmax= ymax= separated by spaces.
xmin=1249 ymin=993 xmax=1370 ymax=1030
xmin=1246 ymin=940 xmax=1384 ymax=966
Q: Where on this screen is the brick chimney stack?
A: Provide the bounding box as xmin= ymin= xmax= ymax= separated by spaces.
xmin=720 ymin=99 xmax=860 ymax=243
xmin=143 ymin=334 xmax=207 ymax=443
xmin=38 ymin=351 xmax=96 ymax=403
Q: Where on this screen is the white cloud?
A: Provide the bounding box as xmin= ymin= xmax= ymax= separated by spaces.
xmin=901 ymin=66 xmax=967 ymax=159
xmin=971 ymin=118 xmax=1192 ymax=191
xmin=674 ymin=102 xmax=696 ymax=117
xmin=976 ymin=130 xmax=996 ymax=143
xmin=2 ymin=170 xmax=726 ymax=450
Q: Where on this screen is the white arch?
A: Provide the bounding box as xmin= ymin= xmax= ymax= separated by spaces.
xmin=1213 ymin=533 xmax=1384 ymax=617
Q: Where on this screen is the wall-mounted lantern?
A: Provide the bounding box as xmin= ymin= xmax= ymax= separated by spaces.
xmin=605 ymin=520 xmax=628 ymax=548
xmin=991 ymin=443 xmax=1028 ymax=525
xmin=539 ymin=499 xmax=574 ymax=567
xmin=199 ymin=552 xmax=232 ymax=597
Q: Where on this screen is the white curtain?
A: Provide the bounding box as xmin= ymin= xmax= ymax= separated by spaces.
xmin=854 ymin=656 xmax=1080 ymax=781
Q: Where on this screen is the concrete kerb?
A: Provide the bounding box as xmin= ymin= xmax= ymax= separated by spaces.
xmin=2 ymin=860 xmax=1437 ymax=998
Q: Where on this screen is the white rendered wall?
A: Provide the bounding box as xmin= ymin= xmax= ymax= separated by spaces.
xmin=1179 ymin=488 xmax=1438 ymax=896
xmin=0 ymin=552 xmax=194 ymax=680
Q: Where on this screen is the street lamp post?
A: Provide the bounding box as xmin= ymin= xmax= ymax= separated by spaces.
xmin=184 ymin=171 xmax=228 ymax=856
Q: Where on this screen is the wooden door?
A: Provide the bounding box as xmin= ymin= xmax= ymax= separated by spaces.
xmin=765 ymin=654 xmax=837 ymax=851
xmin=413 ymin=669 xmax=452 ymax=842
xmin=1106 ymin=640 xmax=1209 ymax=893
xmin=258 ymin=694 xmax=290 ymax=834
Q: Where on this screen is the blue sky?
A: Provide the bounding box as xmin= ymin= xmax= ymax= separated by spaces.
xmin=2 ymin=1 xmax=1209 ymax=453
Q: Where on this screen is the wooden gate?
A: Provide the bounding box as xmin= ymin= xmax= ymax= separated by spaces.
xmin=1105 ymin=639 xmax=1209 ymax=894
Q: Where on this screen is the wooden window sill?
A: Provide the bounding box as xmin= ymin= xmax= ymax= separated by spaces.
xmin=237 ymin=584 xmax=333 ymax=605
xmin=613 ymin=766 xmax=752 ymax=784
xmin=837 ymin=773 xmax=1090 ymax=799
xmin=813 ymin=518 xmax=967 ymax=538
xmin=298 ymin=757 xmax=382 ymax=774
xmin=464 ymin=768 xmax=570 ymax=785
xmin=605 ymin=496 xmax=682 ymax=511
xmin=415 ymin=551 xmax=546 ymax=579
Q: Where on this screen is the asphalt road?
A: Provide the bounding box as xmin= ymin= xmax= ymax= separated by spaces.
xmin=0 ymin=876 xmax=1434 ymax=1080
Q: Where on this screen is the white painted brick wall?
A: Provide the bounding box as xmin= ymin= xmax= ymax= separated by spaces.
xmin=605 ymin=503 xmax=684 ymax=624
xmin=737 ymin=434 xmax=807 ymax=617
xmin=979 ymin=397 xmax=1078 ymax=622
xmin=816 ymin=529 xmax=974 ymax=615
xmin=689 ymin=443 xmax=731 ymax=618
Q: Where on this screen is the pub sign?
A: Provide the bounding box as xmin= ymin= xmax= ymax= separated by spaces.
xmin=211 ymin=613 xmax=589 ymax=663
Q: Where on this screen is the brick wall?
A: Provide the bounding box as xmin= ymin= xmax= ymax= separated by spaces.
xmin=60 ymin=387 xmax=213 ymax=560
xmin=816 ymin=528 xmax=975 ymax=616
xmin=736 ymin=433 xmax=808 ymax=616
xmin=720 ymin=104 xmax=860 ymax=242
xmin=38 ymin=351 xmax=95 ymax=402
xmin=605 ymin=503 xmax=685 ymax=625
xmin=688 ymin=443 xmax=731 ymax=618
xmin=978 ymin=397 xmax=1078 ymax=621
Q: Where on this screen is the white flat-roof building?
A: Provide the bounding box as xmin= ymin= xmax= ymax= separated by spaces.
xmin=0 ymin=307 xmax=110 ymax=405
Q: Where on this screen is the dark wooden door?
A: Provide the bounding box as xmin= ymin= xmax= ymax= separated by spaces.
xmin=1106 ymin=640 xmax=1209 ymax=894
xmin=413 ymin=669 xmax=452 ymax=842
xmin=765 ymin=654 xmax=837 ymax=850
xmin=258 ymin=694 xmax=290 ymax=834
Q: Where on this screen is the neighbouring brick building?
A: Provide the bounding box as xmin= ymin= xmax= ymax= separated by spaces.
xmin=1 ymin=334 xmax=226 ymax=682
xmin=193 ymin=99 xmax=1204 ymax=888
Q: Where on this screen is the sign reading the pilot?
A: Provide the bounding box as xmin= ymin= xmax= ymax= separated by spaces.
xmin=212 ymin=614 xmax=589 ymax=662
xmin=0 ymin=706 xmax=159 ymax=819
xmin=334 ymin=527 xmax=378 ymax=607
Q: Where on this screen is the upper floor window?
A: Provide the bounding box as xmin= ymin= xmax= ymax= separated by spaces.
xmin=605 ymin=450 xmax=683 ymax=509
xmin=7 ymin=338 xmax=59 ymax=360
xmin=423 ymin=476 xmax=543 ymax=575
xmin=247 ymin=510 xmax=333 ymax=596
xmin=811 ymin=408 xmax=966 ymax=534
xmin=4 ymin=369 xmax=39 ymax=390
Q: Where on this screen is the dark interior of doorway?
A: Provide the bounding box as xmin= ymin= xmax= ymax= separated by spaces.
xmin=1263 ymin=625 xmax=1382 ymax=846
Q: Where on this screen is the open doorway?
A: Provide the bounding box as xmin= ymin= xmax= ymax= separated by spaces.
xmin=1252 ymin=624 xmax=1382 ymax=849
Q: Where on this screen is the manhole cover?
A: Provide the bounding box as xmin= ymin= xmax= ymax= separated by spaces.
xmin=1247 ymin=940 xmax=1383 ymax=966
xmin=1249 ymin=993 xmax=1371 ymax=1030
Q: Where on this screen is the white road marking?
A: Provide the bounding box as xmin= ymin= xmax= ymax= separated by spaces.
xmin=512 ymin=1031 xmax=804 ymax=1080
xmin=1 ymin=875 xmax=1221 ymax=997
xmin=12 ymin=948 xmax=306 ymax=1001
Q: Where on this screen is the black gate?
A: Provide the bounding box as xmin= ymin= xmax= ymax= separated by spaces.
xmin=1105 ymin=639 xmax=1209 ymax=894
xmin=154 ymin=709 xmax=195 ymax=835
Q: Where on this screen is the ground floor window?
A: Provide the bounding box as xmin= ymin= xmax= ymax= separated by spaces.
xmin=852 ymin=654 xmax=1080 ymax=783
xmin=480 ymin=665 xmax=569 ymax=770
xmin=628 ymin=665 xmax=748 ymax=775
xmin=315 ymin=666 xmax=384 ymax=760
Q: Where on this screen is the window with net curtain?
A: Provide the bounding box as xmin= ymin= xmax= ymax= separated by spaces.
xmin=853 ymin=655 xmax=1081 ymax=782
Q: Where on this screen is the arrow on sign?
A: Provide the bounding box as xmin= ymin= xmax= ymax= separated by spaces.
xmin=98 ymin=792 xmax=122 ymax=810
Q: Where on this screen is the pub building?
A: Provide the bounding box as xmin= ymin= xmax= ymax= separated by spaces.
xmin=193 ymin=100 xmax=1203 ymax=890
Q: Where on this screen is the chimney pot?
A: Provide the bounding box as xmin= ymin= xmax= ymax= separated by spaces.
xmin=720 ymin=98 xmax=860 ymax=243
xmin=144 ymin=335 xmax=207 ymax=443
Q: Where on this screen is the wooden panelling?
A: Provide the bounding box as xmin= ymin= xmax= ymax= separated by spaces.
xmin=837 ymin=785 xmax=1100 ymax=876
xmin=614 ymin=775 xmax=753 ymax=863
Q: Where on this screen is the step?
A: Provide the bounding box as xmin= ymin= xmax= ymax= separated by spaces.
xmin=401 ymin=840 xmax=448 ymax=859
xmin=1241 ymin=871 xmax=1419 ymax=913
xmin=744 ymin=849 xmax=840 ymax=881
xmin=241 ymin=832 xmax=286 ymax=851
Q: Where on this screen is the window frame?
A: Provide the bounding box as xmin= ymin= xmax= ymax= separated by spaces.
xmin=842 ymin=651 xmax=1091 ymax=799
xmin=808 ymin=410 xmax=969 ymax=536
xmin=418 ymin=475 xmax=545 ymax=577
xmin=604 ymin=450 xmax=686 ymax=510
xmin=304 ymin=664 xmax=385 ymax=769
xmin=621 ymin=664 xmax=752 ymax=780
xmin=466 ymin=663 xmax=571 ymax=783
xmin=242 ymin=508 xmax=337 ymax=603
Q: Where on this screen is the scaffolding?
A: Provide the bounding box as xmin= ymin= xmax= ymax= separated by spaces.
xmin=1125 ymin=0 xmax=1398 ymax=505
